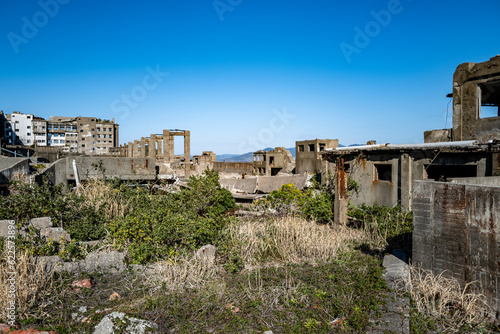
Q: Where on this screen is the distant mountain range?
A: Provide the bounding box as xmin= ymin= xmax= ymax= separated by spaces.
xmin=215 ymin=144 xmax=363 ymax=162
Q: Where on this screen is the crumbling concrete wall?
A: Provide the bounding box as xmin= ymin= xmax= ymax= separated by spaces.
xmin=219 ymin=174 xmax=308 ymax=194
xmin=66 ymin=156 xmax=156 ymax=181
xmin=213 ymin=162 xmax=254 ymax=174
xmin=453 ymin=55 xmax=500 ymax=142
xmin=424 ymin=129 xmax=452 ymax=143
xmin=0 ymin=157 xmax=30 ymax=184
xmin=413 ymin=180 xmax=500 ymax=319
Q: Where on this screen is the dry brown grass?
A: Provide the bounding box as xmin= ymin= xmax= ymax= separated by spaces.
xmin=73 ymin=177 xmax=129 ymax=220
xmin=408 ymin=265 xmax=491 ymax=333
xmin=228 ymin=216 xmax=366 ymax=267
xmin=146 ymin=255 xmax=220 ymax=293
xmin=0 ymin=251 xmax=54 ymax=321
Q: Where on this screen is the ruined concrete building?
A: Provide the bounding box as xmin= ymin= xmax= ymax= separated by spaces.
xmin=295 ymin=139 xmax=338 ymax=177
xmin=426 ymin=55 xmax=500 ymax=143
xmin=192 ymin=151 xmax=217 ymax=173
xmin=121 ymin=129 xmax=191 ymax=177
xmin=253 ymin=147 xmax=294 ymax=176
xmin=323 ymin=141 xmax=500 ymax=210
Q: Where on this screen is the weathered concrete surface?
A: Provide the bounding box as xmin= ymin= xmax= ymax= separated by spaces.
xmin=67 ymin=156 xmax=156 ymax=181
xmin=220 ymin=174 xmax=309 ymax=194
xmin=413 ymin=180 xmax=500 ymax=320
xmin=424 ymin=128 xmax=452 ymax=143
xmin=451 ymin=176 xmax=500 ymax=186
xmin=38 ymin=250 xmax=129 ymax=275
xmin=213 ymin=161 xmax=253 ymax=174
xmin=220 ymin=177 xmax=258 ymax=193
xmin=0 ymin=156 xmax=30 ymax=184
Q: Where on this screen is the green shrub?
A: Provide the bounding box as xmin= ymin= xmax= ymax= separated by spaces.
xmin=109 ymin=170 xmax=235 ymax=264
xmin=254 ymin=183 xmax=334 ymax=223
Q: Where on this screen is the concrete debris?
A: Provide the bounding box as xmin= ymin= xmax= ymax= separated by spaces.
xmin=195 ymin=244 xmax=216 ymax=264
xmin=0 ymin=217 xmax=71 ymax=243
xmin=92 ymin=312 xmax=158 ymax=334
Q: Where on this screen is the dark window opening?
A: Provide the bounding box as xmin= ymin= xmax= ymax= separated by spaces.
xmin=375 ymin=164 xmax=392 ymax=182
xmin=308 ymin=144 xmax=315 ymax=152
xmin=263 ymin=155 xmax=266 ymax=162
xmin=271 ymin=167 xmax=281 ymax=176
xmin=425 ymin=164 xmax=477 ymax=181
xmin=479 ymin=81 xmax=500 ymax=118
xmin=319 ymin=143 xmax=326 ymax=151
xmin=343 ymin=163 xmax=351 ymax=173
xmin=298 ymin=145 xmax=304 ymax=152
xmin=269 ymin=156 xmax=275 ymax=165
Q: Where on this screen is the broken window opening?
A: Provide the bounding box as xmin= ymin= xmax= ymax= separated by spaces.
xmin=269 ymin=156 xmax=275 ymax=165
xmin=479 ymin=81 xmax=500 ymax=118
xmin=308 ymin=144 xmax=315 ymax=152
xmin=424 ymin=164 xmax=477 ymax=181
xmin=319 ymin=143 xmax=326 ymax=151
xmin=374 ymin=164 xmax=392 ymax=182
xmin=271 ymin=167 xmax=281 ymax=176
xmin=298 ymin=145 xmax=304 ymax=152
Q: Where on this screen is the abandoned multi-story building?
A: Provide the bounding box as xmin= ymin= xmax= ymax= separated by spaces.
xmin=295 ymin=139 xmax=339 ymax=177
xmin=0 ymin=112 xmax=119 ymax=155
xmin=253 ymin=147 xmax=294 ymax=176
xmin=425 ymin=55 xmax=500 ymax=143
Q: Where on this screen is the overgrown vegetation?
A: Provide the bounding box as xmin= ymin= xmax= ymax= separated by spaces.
xmin=254 ymin=183 xmax=334 ymax=223
xmin=348 ymin=203 xmax=413 ymax=254
xmin=0 ymin=171 xmax=496 ymax=333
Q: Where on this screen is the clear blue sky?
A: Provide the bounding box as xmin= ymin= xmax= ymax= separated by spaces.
xmin=1 ymin=0 xmax=499 ymax=155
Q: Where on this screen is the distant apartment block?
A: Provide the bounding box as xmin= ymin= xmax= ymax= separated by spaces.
xmin=1 ymin=111 xmax=119 ymax=155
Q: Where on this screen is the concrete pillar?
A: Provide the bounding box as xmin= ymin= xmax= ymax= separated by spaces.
xmin=140 ymin=137 xmax=146 ymax=157
xmin=169 ymin=134 xmax=175 ymax=161
xmin=184 ymin=130 xmax=190 ymax=177
xmin=149 ymin=134 xmax=156 ymax=158
xmin=157 ymin=138 xmax=163 ymax=159
xmin=400 ymin=153 xmax=412 ymax=210
xmin=163 ymin=130 xmax=170 ymax=163
xmin=128 ymin=142 xmax=133 ymax=158
xmin=133 ymin=140 xmax=139 ymax=157
xmin=334 ymin=158 xmax=348 ymax=225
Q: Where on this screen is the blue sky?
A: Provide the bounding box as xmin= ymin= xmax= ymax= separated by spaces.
xmin=1 ymin=0 xmax=499 ymax=155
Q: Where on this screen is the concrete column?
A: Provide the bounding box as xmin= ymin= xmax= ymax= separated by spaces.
xmin=157 ymin=138 xmax=163 ymax=159
xmin=400 ymin=154 xmax=412 ymax=210
xmin=133 ymin=140 xmax=139 ymax=157
xmin=149 ymin=134 xmax=156 ymax=158
xmin=184 ymin=130 xmax=191 ymax=177
xmin=163 ymin=130 xmax=170 ymax=163
xmin=127 ymin=142 xmax=133 ymax=157
xmin=334 ymin=158 xmax=348 ymax=225
xmin=169 ymin=134 xmax=175 ymax=161
xmin=140 ymin=137 xmax=146 ymax=157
